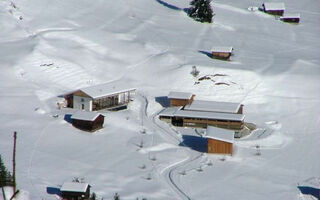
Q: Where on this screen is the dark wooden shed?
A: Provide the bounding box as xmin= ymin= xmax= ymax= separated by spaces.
xmin=71 ymin=111 xmax=104 ymax=132
xmin=280 ymin=14 xmax=300 ymax=23
xmin=205 ymin=126 xmax=234 ymax=155
xmin=168 ymin=92 xmax=195 ymax=107
xmin=211 ymin=47 xmax=233 ymax=60
xmin=262 ymin=2 xmax=285 ymax=15
xmin=60 ymin=182 xmax=90 ymax=200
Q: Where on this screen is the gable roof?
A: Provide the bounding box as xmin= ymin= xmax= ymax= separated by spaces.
xmin=204 ymin=126 xmax=234 ymax=143
xmin=280 ymin=13 xmax=300 ymax=19
xmin=263 ymin=2 xmax=285 ymax=11
xmin=159 ymin=106 xmax=181 ymax=117
xmin=184 ymin=100 xmax=242 ymax=114
xmin=211 ymin=46 xmax=233 ymax=53
xmin=168 ymin=91 xmax=194 ymax=100
xmin=75 ymin=82 xmax=136 ymax=99
xmin=60 ymin=182 xmax=89 ymax=193
xmin=71 ymin=110 xmax=103 ymax=121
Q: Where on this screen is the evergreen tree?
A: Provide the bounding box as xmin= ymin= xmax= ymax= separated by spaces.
xmin=188 ymin=0 xmax=214 ymax=23
xmin=0 ymin=155 xmax=13 ymax=187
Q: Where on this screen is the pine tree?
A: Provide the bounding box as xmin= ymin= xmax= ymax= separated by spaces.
xmin=188 ymin=0 xmax=214 ymax=23
xmin=0 ymin=155 xmax=13 ymax=187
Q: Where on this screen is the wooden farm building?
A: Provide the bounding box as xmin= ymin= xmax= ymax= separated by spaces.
xmin=168 ymin=92 xmax=195 ymax=107
xmin=64 ymin=82 xmax=136 ymax=111
xmin=280 ymin=14 xmax=300 ymax=23
xmin=71 ymin=111 xmax=104 ymax=132
xmin=159 ymin=100 xmax=245 ymax=130
xmin=211 ymin=46 xmax=233 ymax=60
xmin=262 ymin=2 xmax=285 ymax=15
xmin=60 ymin=182 xmax=90 ymax=200
xmin=205 ymin=126 xmax=234 ymax=155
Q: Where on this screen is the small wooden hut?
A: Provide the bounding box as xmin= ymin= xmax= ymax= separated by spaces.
xmin=211 ymin=47 xmax=233 ymax=60
xmin=168 ymin=92 xmax=195 ymax=107
xmin=262 ymin=2 xmax=285 ymax=15
xmin=71 ymin=111 xmax=104 ymax=132
xmin=280 ymin=14 xmax=300 ymax=23
xmin=60 ymin=182 xmax=90 ymax=200
xmin=205 ymin=126 xmax=234 ymax=155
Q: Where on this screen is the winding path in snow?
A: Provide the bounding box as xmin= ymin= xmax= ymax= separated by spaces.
xmin=137 ymin=93 xmax=203 ymax=200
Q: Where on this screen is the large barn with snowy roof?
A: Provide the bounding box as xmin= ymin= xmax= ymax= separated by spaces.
xmin=64 ymin=82 xmax=136 ymax=111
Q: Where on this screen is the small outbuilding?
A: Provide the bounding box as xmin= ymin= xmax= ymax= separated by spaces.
xmin=280 ymin=14 xmax=300 ymax=23
xmin=71 ymin=111 xmax=104 ymax=132
xmin=211 ymin=47 xmax=233 ymax=60
xmin=204 ymin=126 xmax=234 ymax=155
xmin=168 ymin=92 xmax=195 ymax=107
xmin=60 ymin=182 xmax=90 ymax=200
xmin=262 ymin=2 xmax=285 ymax=15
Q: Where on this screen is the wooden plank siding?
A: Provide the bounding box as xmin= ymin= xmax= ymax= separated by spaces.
xmin=72 ymin=115 xmax=104 ymax=132
xmin=207 ymin=139 xmax=233 ymax=155
xmin=212 ymin=52 xmax=232 ymax=60
xmin=182 ymin=118 xmax=244 ymax=130
xmin=170 ymin=95 xmax=194 ymax=107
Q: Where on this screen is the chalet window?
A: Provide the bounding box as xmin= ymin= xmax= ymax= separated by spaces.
xmin=81 ymin=104 xmax=84 ymax=109
xmin=81 ymin=98 xmax=84 ymax=102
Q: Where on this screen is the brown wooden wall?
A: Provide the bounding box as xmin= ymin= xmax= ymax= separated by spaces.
xmin=183 ymin=118 xmax=243 ymax=130
xmin=212 ymin=52 xmax=231 ymax=60
xmin=72 ymin=115 xmax=104 ymax=132
xmin=237 ymin=105 xmax=243 ymax=114
xmin=170 ymin=98 xmax=191 ymax=107
xmin=265 ymin=10 xmax=284 ymax=15
xmin=207 ymin=139 xmax=233 ymax=155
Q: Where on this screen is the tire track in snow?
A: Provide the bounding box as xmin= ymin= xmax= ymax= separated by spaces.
xmin=137 ymin=93 xmax=202 ymax=200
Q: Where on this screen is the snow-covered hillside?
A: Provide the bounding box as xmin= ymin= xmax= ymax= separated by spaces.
xmin=0 ymin=0 xmax=319 ymax=199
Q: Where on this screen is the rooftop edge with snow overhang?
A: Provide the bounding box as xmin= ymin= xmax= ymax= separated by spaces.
xmin=174 ymin=110 xmax=244 ymax=121
xmin=159 ymin=106 xmax=181 ymax=117
xmin=280 ymin=13 xmax=300 ymax=19
xmin=204 ymin=126 xmax=234 ymax=143
xmin=263 ymin=2 xmax=285 ymax=11
xmin=184 ymin=100 xmax=242 ymax=114
xmin=60 ymin=182 xmax=89 ymax=193
xmin=79 ymin=82 xmax=136 ymax=99
xmin=168 ymin=91 xmax=193 ymax=99
xmin=71 ymin=110 xmax=103 ymax=121
xmin=211 ymin=46 xmax=233 ymax=53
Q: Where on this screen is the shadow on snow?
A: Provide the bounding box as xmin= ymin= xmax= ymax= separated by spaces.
xmin=180 ymin=135 xmax=207 ymax=153
xmin=298 ymin=186 xmax=320 ymax=200
xmin=155 ymin=96 xmax=170 ymax=107
xmin=198 ymin=50 xmax=212 ymax=59
xmin=46 ymin=187 xmax=61 ymax=196
xmin=155 ymin=0 xmax=190 ymax=13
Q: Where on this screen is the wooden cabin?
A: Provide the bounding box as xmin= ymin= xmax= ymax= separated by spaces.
xmin=168 ymin=92 xmax=195 ymax=107
xmin=60 ymin=182 xmax=90 ymax=200
xmin=205 ymin=126 xmax=234 ymax=155
xmin=211 ymin=47 xmax=233 ymax=60
xmin=280 ymin=14 xmax=300 ymax=23
xmin=71 ymin=111 xmax=104 ymax=132
xmin=262 ymin=2 xmax=285 ymax=15
xmin=64 ymin=82 xmax=136 ymax=111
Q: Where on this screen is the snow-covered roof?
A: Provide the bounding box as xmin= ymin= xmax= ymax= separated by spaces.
xmin=280 ymin=13 xmax=300 ymax=19
xmin=204 ymin=126 xmax=234 ymax=143
xmin=159 ymin=107 xmax=181 ymax=117
xmin=79 ymin=82 xmax=136 ymax=99
xmin=60 ymin=182 xmax=89 ymax=193
xmin=168 ymin=91 xmax=193 ymax=100
xmin=71 ymin=110 xmax=103 ymax=121
xmin=263 ymin=2 xmax=285 ymax=11
xmin=211 ymin=46 xmax=233 ymax=53
xmin=174 ymin=110 xmax=245 ymax=122
xmin=184 ymin=100 xmax=242 ymax=114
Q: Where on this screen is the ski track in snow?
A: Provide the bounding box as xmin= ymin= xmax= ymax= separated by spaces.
xmin=137 ymin=93 xmax=203 ymax=200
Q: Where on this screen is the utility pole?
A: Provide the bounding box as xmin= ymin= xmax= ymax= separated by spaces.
xmin=12 ymin=132 xmax=17 ymax=194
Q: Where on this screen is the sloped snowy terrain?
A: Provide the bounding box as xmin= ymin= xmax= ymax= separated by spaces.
xmin=0 ymin=0 xmax=319 ymax=199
